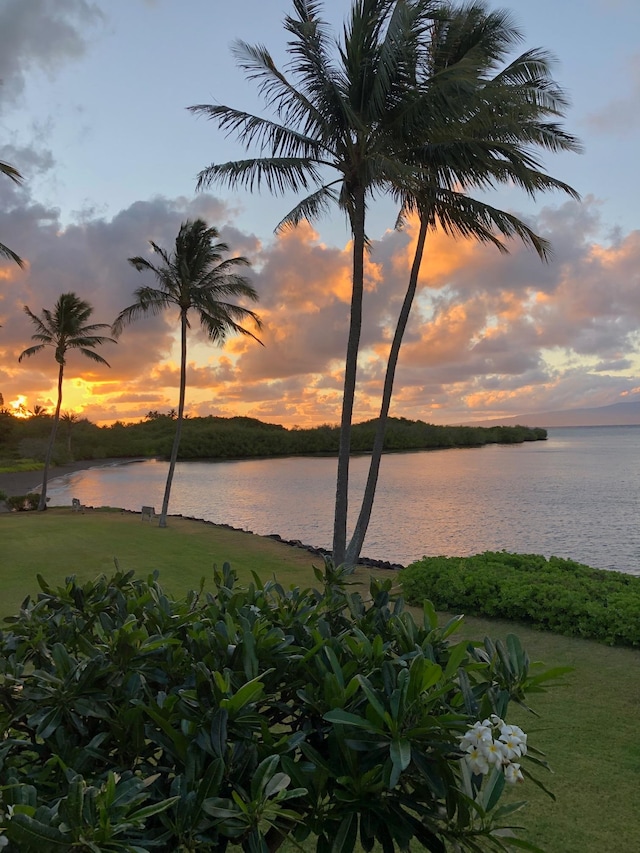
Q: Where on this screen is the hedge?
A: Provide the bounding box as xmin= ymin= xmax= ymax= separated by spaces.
xmin=399 ymin=552 xmax=640 ymax=647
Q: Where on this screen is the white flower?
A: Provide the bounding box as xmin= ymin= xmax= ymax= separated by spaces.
xmin=504 ymin=762 xmax=525 ymax=784
xmin=499 ymin=724 xmax=527 ymax=757
xmin=498 ymin=732 xmax=524 ymax=760
xmin=465 ymin=746 xmax=490 ymax=775
xmin=459 ymin=721 xmax=492 ymax=751
xmin=484 ymin=739 xmax=507 ymax=766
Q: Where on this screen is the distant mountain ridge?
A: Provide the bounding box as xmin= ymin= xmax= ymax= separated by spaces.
xmin=464 ymin=401 xmax=640 ymax=428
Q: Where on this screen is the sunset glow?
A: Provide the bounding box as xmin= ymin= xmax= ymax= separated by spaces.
xmin=9 ymin=396 xmax=29 ymax=418
xmin=0 ymin=2 xmax=638 ymax=429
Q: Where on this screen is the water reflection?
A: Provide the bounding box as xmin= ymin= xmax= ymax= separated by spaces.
xmin=46 ymin=426 xmax=640 ymax=574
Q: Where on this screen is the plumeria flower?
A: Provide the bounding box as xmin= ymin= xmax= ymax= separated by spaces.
xmin=499 ymin=731 xmax=525 ymax=760
xmin=504 ymin=762 xmax=525 ymax=784
xmin=499 ymin=724 xmax=528 ymax=757
xmin=465 ymin=745 xmax=490 ymax=776
xmin=484 ymin=739 xmax=507 ymax=766
xmin=460 ymin=718 xmax=529 ymax=783
xmin=459 ymin=720 xmax=492 ymax=751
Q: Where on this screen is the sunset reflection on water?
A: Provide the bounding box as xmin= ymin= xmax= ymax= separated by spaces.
xmin=45 ymin=426 xmax=640 ymax=574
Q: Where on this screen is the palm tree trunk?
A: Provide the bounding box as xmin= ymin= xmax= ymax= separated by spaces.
xmin=344 ymin=217 xmax=428 ymax=566
xmin=159 ymin=311 xmax=188 ymax=528
xmin=332 ymin=186 xmax=366 ymax=566
xmin=38 ymin=362 xmax=64 ymax=511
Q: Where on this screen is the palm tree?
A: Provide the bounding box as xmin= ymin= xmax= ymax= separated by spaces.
xmin=1 ymin=160 xmax=24 ymax=267
xmin=342 ymin=4 xmax=582 ymax=565
xmin=191 ymin=0 xmax=453 ymax=565
xmin=112 ymin=219 xmax=262 ymax=528
xmin=61 ymin=411 xmax=79 ymax=456
xmin=18 ymin=293 xmax=115 ymax=510
xmin=191 ymin=0 xmax=580 ymax=566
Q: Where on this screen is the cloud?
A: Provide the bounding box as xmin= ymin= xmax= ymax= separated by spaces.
xmin=0 ymin=0 xmax=103 ymax=112
xmin=2 ymin=178 xmax=640 ymax=427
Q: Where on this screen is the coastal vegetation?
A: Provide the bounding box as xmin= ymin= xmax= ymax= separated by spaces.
xmin=192 ymin=0 xmax=580 ymax=566
xmin=0 ymin=511 xmax=638 ymax=851
xmin=400 ymin=551 xmax=640 ymax=647
xmin=0 ymin=558 xmax=567 ymax=851
xmin=0 ymin=411 xmax=545 ymax=473
xmin=112 ymin=219 xmax=263 ymax=528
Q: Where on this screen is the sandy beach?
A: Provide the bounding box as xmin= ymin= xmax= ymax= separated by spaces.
xmin=0 ymin=458 xmax=145 ymax=501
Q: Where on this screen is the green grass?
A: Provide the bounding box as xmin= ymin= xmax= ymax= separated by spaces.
xmin=0 ymin=458 xmax=43 ymax=473
xmin=0 ymin=507 xmax=325 ymax=615
xmin=1 ymin=508 xmax=639 ymax=852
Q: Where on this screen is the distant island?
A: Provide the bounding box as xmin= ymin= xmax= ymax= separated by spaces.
xmin=462 ymin=400 xmax=640 ymax=429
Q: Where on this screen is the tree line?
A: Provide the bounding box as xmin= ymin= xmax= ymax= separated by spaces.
xmin=0 ymin=409 xmax=545 ymax=465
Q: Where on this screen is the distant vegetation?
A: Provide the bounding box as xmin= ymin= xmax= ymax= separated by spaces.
xmin=0 ymin=411 xmax=546 ymax=467
xmin=400 ymin=551 xmax=640 ymax=647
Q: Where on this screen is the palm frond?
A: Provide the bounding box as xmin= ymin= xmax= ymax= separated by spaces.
xmin=196 ymin=157 xmax=327 ymax=195
xmin=0 ymin=242 xmax=24 ymax=267
xmin=189 ymin=103 xmax=325 ymax=160
xmin=17 ymin=344 xmax=46 ymax=362
xmin=77 ymin=349 xmax=112 ymax=366
xmin=0 ymin=161 xmax=23 ymax=184
xmin=275 ymin=182 xmax=341 ymax=232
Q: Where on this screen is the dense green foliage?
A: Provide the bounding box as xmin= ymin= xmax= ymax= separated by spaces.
xmin=0 ymin=412 xmax=546 ymax=468
xmin=4 ymin=493 xmax=39 ymax=511
xmin=400 ymin=552 xmax=640 ymax=647
xmin=0 ymin=564 xmax=559 ymax=851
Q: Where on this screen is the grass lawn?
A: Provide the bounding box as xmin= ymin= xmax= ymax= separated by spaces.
xmin=2 ymin=508 xmax=639 ymax=852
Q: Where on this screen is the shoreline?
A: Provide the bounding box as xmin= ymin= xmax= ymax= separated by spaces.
xmin=0 ymin=458 xmax=148 ymax=500
xmin=0 ymin=457 xmax=404 ymax=571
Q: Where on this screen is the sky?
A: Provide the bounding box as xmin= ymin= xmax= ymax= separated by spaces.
xmin=0 ymin=0 xmax=639 ymax=428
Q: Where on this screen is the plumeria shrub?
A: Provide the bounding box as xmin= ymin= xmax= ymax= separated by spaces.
xmin=0 ymin=564 xmax=563 ymax=851
xmin=400 ymin=551 xmax=640 ymax=646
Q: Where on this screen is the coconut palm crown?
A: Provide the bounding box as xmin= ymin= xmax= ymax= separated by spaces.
xmin=112 ymin=218 xmax=262 ymax=528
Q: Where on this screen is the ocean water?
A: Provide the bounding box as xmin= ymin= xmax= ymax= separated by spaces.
xmin=46 ymin=425 xmax=640 ymax=574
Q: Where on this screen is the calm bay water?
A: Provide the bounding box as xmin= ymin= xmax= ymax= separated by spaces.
xmin=46 ymin=425 xmax=640 ymax=575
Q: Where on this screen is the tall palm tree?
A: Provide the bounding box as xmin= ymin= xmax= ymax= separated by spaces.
xmin=192 ymin=0 xmax=580 ymax=566
xmin=191 ymin=0 xmax=455 ymax=565
xmin=18 ymin=293 xmax=115 ymax=510
xmin=1 ymin=160 xmax=24 ymax=267
xmin=343 ymin=2 xmax=582 ymax=565
xmin=112 ymin=219 xmax=262 ymax=528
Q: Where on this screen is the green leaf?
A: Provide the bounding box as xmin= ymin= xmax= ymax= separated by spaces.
xmin=356 ymin=675 xmax=387 ymax=724
xmin=324 ymin=709 xmax=378 ymax=731
xmin=264 ymin=772 xmax=291 ymax=799
xmin=390 ymin=738 xmax=411 ymax=775
xmin=332 ymin=813 xmax=357 ymax=853
xmin=5 ymin=813 xmax=69 ymax=849
xmin=251 ymin=754 xmax=280 ymax=799
xmin=128 ymin=795 xmax=181 ymax=821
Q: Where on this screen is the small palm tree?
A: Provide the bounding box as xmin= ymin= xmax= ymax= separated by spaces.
xmin=18 ymin=293 xmax=115 ymax=510
xmin=112 ymin=218 xmax=262 ymax=528
xmin=61 ymin=411 xmax=79 ymax=457
xmin=1 ymin=160 xmax=24 ymax=267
